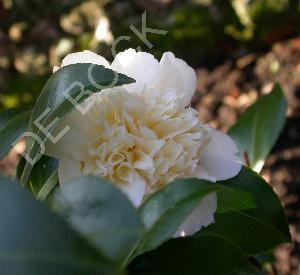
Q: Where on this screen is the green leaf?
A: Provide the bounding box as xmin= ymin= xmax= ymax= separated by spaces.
xmin=29 ymin=155 xmax=58 ymax=196
xmin=52 ymin=176 xmax=145 ymax=266
xmin=0 ymin=110 xmax=31 ymax=160
xmin=128 ymin=234 xmax=260 ymax=275
xmin=228 ymin=84 xmax=287 ymax=172
xmin=36 ymin=169 xmax=58 ymax=201
xmin=0 ymin=107 xmax=29 ymax=129
xmin=0 ymin=176 xmax=119 ymax=275
xmin=21 ymin=64 xmax=135 ymax=184
xmin=128 ymin=179 xmax=252 ymax=263
xmin=199 ymin=167 xmax=291 ymax=255
xmin=17 ymin=155 xmax=59 ymax=200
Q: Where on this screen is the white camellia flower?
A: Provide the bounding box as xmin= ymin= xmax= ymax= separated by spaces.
xmin=47 ymin=49 xmax=242 ymax=237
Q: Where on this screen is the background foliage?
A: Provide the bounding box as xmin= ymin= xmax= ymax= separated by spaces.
xmin=0 ymin=0 xmax=299 ymax=274
xmin=0 ymin=0 xmax=299 ymax=108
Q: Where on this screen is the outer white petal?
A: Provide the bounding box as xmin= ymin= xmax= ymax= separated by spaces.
xmin=111 ymin=49 xmax=159 ymax=93
xmin=117 ymin=177 xmax=146 ymax=207
xmin=58 ymin=50 xmax=110 ymax=69
xmin=199 ymin=128 xmax=242 ymax=181
xmin=194 ymin=166 xmax=217 ymax=182
xmin=155 ymin=52 xmax=197 ymax=107
xmin=45 ymin=108 xmax=96 ymax=161
xmin=174 ymin=192 xmax=217 ymax=237
xmin=58 ymin=156 xmax=82 ymax=184
xmin=111 ymin=49 xmax=136 ymax=68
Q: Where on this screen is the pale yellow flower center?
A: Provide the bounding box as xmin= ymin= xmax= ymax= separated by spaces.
xmin=81 ymin=89 xmax=211 ymax=195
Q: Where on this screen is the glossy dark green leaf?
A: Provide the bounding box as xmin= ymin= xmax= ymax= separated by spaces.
xmin=128 ymin=234 xmax=259 ymax=275
xmin=0 ymin=110 xmax=31 ymax=160
xmin=0 ymin=176 xmax=119 ymax=275
xmin=199 ymin=167 xmax=291 ymax=255
xmin=36 ymin=170 xmax=58 ymax=201
xmin=17 ymin=155 xmax=59 ymax=200
xmin=21 ymin=64 xmax=135 ymax=184
xmin=0 ymin=107 xmax=29 ymax=129
xmin=228 ymin=84 xmax=287 ymax=172
xmin=128 ymin=178 xmax=253 ymax=263
xmin=29 ymin=155 xmax=58 ymax=196
xmin=52 ymin=176 xmax=145 ymax=266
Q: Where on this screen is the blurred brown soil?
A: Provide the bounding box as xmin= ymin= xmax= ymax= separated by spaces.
xmin=0 ymin=37 xmax=299 ymax=274
xmin=194 ymin=37 xmax=300 ymax=275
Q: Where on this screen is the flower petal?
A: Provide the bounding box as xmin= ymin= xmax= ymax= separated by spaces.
xmin=57 ymin=50 xmax=110 ymax=71
xmin=132 ymin=150 xmax=154 ymax=170
xmin=45 ymin=104 xmax=102 ymax=161
xmin=194 ymin=166 xmax=217 ymax=182
xmin=174 ymin=192 xmax=217 ymax=237
xmin=58 ymin=156 xmax=82 ymax=184
xmin=199 ymin=128 xmax=242 ymax=181
xmin=116 ymin=168 xmax=146 ymax=207
xmin=111 ymin=49 xmax=159 ymax=93
xmin=155 ymin=52 xmax=197 ymax=107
